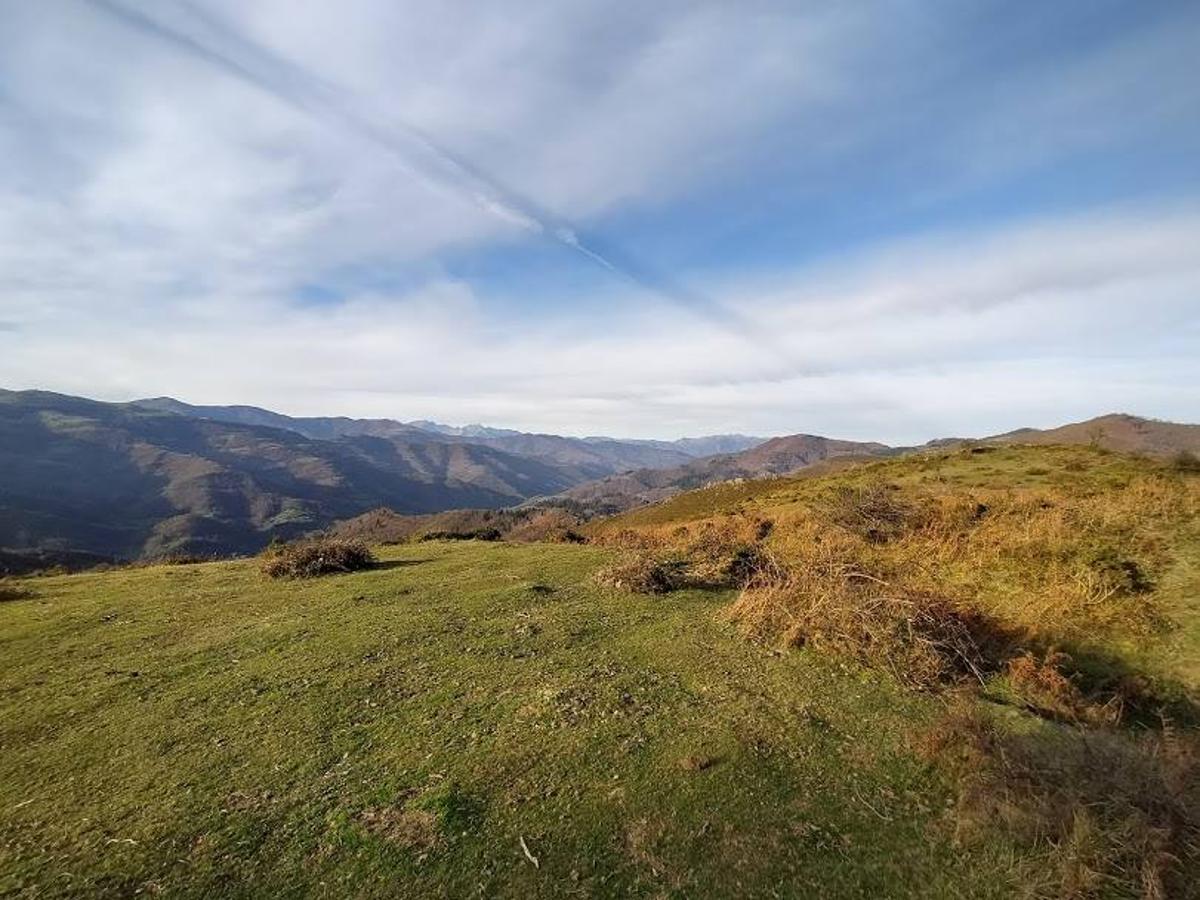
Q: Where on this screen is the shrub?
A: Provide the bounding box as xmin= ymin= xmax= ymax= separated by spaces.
xmin=726 ymin=522 xmax=1014 ymax=689
xmin=1171 ymin=450 xmax=1200 ymax=474
xmin=260 ymin=539 xmax=376 ymax=579
xmin=134 ymin=552 xmax=216 ymax=567
xmin=778 ymin=582 xmax=1007 ymax=689
xmin=1005 ymin=650 xmax=1113 ymax=725
xmin=0 ymin=582 xmax=32 ymax=603
xmin=824 ymin=482 xmax=924 ymax=544
xmin=420 ymin=528 xmax=502 ymax=542
xmin=595 ymin=554 xmax=689 ymax=594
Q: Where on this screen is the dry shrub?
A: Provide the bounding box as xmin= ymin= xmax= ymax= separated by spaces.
xmin=137 ymin=552 xmax=215 ymax=567
xmin=922 ymin=704 xmax=1200 ymax=898
xmin=729 ymin=473 xmax=1195 ymax=663
xmin=260 ymin=539 xmax=376 ymax=579
xmin=825 ymin=482 xmax=928 ymax=543
xmin=737 ymin=572 xmax=1009 ymax=689
xmin=1006 ymin=651 xmax=1118 ymax=725
xmin=726 ymin=513 xmax=1014 ymax=688
xmin=679 ymin=517 xmax=774 ymax=586
xmin=0 ymin=582 xmax=32 ymax=603
xmin=595 ymin=515 xmax=777 ymax=594
xmin=595 ymin=553 xmax=689 ymax=594
xmin=1171 ymin=450 xmax=1200 ymax=474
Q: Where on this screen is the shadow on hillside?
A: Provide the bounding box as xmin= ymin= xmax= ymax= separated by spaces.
xmin=1000 ymin=632 xmax=1200 ymax=730
xmin=925 ymin=696 xmax=1200 ymax=898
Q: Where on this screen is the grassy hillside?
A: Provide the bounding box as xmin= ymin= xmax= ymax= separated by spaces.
xmin=2 ymin=445 xmax=1197 ymax=898
xmin=589 ymin=444 xmax=1200 ymax=684
xmin=561 ymin=436 xmax=888 ymax=516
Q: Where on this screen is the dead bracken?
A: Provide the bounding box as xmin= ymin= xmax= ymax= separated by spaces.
xmin=260 ymin=539 xmax=376 ymax=578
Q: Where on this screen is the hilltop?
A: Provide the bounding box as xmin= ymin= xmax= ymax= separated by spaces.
xmin=988 ymin=412 xmax=1200 ymax=457
xmin=560 ymin=434 xmax=890 ymax=515
xmin=559 ymin=413 xmax=1200 ymax=515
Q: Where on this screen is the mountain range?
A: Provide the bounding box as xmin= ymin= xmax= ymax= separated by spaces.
xmin=0 ymin=389 xmax=761 ymax=567
xmin=2 ymin=388 xmax=1196 ymax=571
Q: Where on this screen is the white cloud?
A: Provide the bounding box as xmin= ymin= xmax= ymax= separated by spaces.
xmin=1 ymin=2 xmax=1198 ymax=441
xmin=3 ymin=202 xmax=1198 ymax=441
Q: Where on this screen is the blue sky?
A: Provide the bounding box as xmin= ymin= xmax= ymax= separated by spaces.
xmin=0 ymin=0 xmax=1198 ymax=441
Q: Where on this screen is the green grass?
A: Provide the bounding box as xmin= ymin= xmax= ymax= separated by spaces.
xmin=1 ymin=541 xmax=1021 ymax=898
xmin=591 ymin=445 xmax=1161 ymax=532
xmin=4 ymin=445 xmax=1197 ymax=897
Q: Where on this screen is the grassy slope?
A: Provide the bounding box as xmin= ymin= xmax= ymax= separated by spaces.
xmin=2 ymin=444 xmax=1197 ymax=898
xmin=3 ymin=543 xmax=1014 ymax=899
xmin=588 ymin=444 xmax=1200 ymax=686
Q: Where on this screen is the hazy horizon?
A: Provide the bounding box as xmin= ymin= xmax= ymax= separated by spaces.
xmin=2 ymin=1 xmax=1198 ymax=441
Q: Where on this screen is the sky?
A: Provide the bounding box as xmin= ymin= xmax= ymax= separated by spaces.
xmin=1 ymin=0 xmax=1198 ymax=442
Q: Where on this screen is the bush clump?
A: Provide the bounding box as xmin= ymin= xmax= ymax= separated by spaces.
xmin=260 ymin=539 xmax=376 ymax=579
xmin=420 ymin=528 xmax=502 ymax=542
xmin=777 ymin=582 xmax=1006 ymax=689
xmin=1170 ymin=449 xmax=1200 ymax=473
xmin=825 ymin=482 xmax=925 ymax=543
xmin=595 ymin=554 xmax=689 ymax=594
xmin=0 ymin=582 xmax=33 ymax=603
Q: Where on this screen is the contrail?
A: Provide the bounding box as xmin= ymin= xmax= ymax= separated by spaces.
xmin=84 ymin=0 xmax=788 ymax=353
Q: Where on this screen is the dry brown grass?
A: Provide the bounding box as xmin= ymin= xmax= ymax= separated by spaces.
xmin=0 ymin=582 xmax=33 ymax=603
xmin=727 ymin=546 xmax=1012 ymax=689
xmin=594 ymin=553 xmax=689 ymax=594
xmin=357 ymin=806 xmax=441 ymax=852
xmin=592 ymin=463 xmax=1200 ymax=709
xmin=824 ymin=481 xmax=929 ymax=543
xmin=721 ymin=474 xmax=1196 ymax=663
xmin=260 ymin=539 xmax=376 ymax=579
xmin=593 ymin=514 xmax=778 ymax=594
xmin=921 ymin=704 xmax=1200 ymax=899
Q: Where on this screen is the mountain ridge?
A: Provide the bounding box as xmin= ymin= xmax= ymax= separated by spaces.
xmin=4 ymin=389 xmax=1197 ymax=569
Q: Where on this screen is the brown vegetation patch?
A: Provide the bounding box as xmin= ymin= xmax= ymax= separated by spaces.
xmin=260 ymin=539 xmax=376 ymax=579
xmin=594 ymin=514 xmax=778 ymax=594
xmin=679 ymin=753 xmax=721 ymax=772
xmin=595 ymin=554 xmax=689 ymax=594
xmin=735 ymin=569 xmax=1010 ymax=689
xmin=0 ymin=582 xmax=33 ymax=602
xmin=824 ymin=482 xmax=928 ymax=543
xmin=1170 ymin=450 xmax=1200 ymax=474
xmin=921 ymin=704 xmax=1200 ymax=898
xmin=358 ymin=806 xmax=441 ymax=852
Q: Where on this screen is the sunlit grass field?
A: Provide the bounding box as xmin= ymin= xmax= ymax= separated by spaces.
xmin=2 ymin=445 xmax=1197 ymax=898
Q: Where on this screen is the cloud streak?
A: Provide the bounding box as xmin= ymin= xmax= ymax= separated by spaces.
xmin=4 ymin=203 xmax=1197 ymax=441
xmin=85 ymin=0 xmax=777 ymax=349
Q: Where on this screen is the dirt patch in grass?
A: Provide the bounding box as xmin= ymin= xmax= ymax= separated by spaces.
xmin=358 ymin=807 xmax=441 ymax=852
